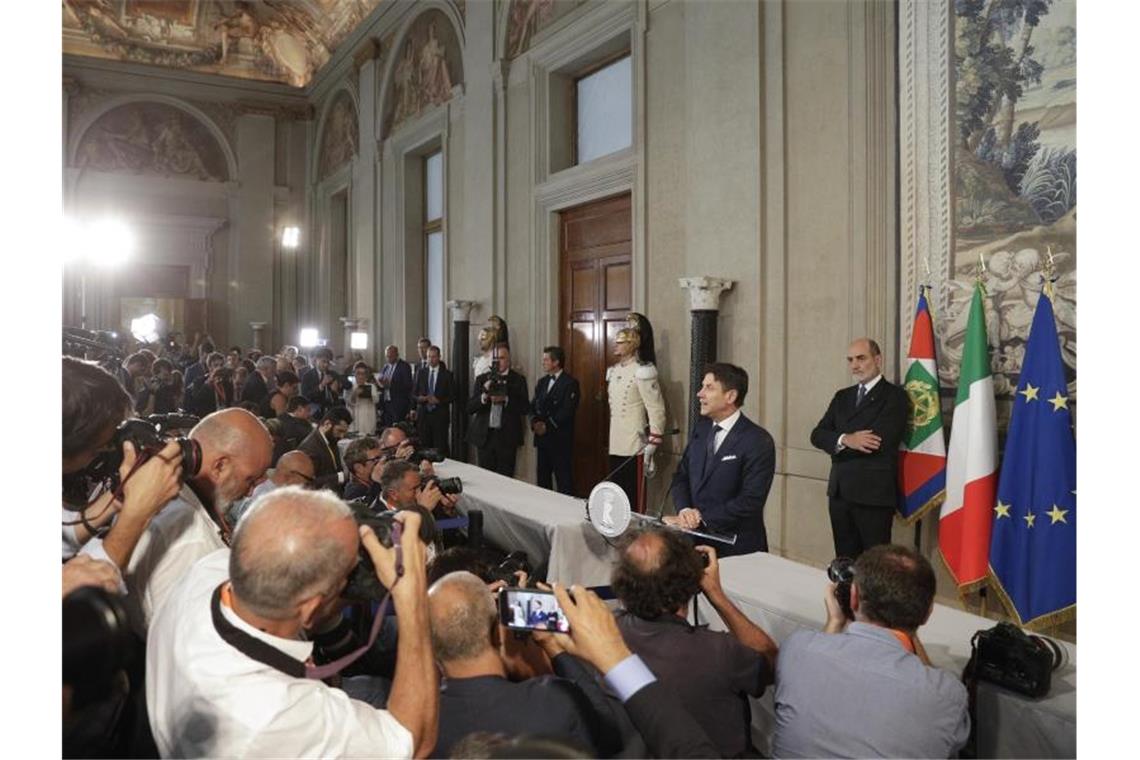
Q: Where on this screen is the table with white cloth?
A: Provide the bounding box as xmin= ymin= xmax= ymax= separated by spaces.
xmin=432 ymin=460 xmax=1077 ymax=758
xmin=700 ymin=553 xmax=1076 ymax=759
xmin=436 ymin=459 xmax=619 ymax=586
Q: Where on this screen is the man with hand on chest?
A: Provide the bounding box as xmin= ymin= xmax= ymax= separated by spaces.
xmin=666 ymin=363 xmax=775 ymax=556
xmin=810 ymin=338 xmax=908 ymax=559
xmin=530 ymin=345 xmax=580 ymax=495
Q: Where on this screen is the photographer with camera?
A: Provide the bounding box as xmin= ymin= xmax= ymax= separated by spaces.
xmin=427 ymin=571 xmax=627 ymax=758
xmin=62 ymin=358 xmax=184 ymax=596
xmin=117 ymin=351 xmax=152 ymax=400
xmin=122 ymin=408 xmax=273 ymax=632
xmin=375 ymin=459 xmax=459 ymax=520
xmin=300 ymin=347 xmax=344 ymax=416
xmin=344 ymin=436 xmax=383 ymax=501
xmin=771 ymin=544 xmax=968 ymax=758
xmin=611 ymin=526 xmax=777 ymax=758
xmin=147 ymin=487 xmax=438 ymax=757
xmin=378 ymin=424 xmax=438 ymax=478
xmin=186 ymin=357 xmax=235 ymax=418
xmin=135 ymin=358 xmax=179 ymax=415
xmin=467 ymin=343 xmax=529 ymax=477
xmin=347 ymin=361 xmax=381 ymax=436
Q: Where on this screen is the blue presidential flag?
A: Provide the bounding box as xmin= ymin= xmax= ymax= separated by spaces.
xmin=989 ymin=290 xmax=1076 ymax=628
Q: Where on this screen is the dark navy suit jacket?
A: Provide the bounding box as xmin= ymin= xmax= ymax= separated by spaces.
xmin=670 ymin=413 xmax=776 ymax=556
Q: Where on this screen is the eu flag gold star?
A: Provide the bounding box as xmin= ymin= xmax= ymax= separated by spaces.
xmin=1023 ymin=511 xmax=1036 ymax=528
xmin=1049 ymin=392 xmax=1069 ymax=412
xmin=1047 ymin=504 xmax=1069 ymax=524
xmin=1018 ymin=383 xmax=1040 ymax=402
xmin=994 ymin=501 xmax=1011 ymax=518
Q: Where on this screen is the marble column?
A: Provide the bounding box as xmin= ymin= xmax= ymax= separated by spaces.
xmin=340 ymin=317 xmax=366 ymax=361
xmin=249 ymin=322 xmax=268 ymax=352
xmin=679 ymin=277 xmax=735 ymax=431
xmin=448 ymin=300 xmax=476 ymax=461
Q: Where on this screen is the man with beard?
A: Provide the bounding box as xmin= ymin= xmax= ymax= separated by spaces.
xmin=298 ymin=406 xmax=354 ymax=492
xmin=123 ymin=408 xmax=273 ymax=634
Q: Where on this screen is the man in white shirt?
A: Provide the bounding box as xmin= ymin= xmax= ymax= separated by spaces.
xmin=147 ymin=487 xmax=437 ymax=758
xmin=124 ymin=408 xmax=273 ymax=632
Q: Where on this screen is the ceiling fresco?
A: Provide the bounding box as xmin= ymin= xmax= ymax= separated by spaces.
xmin=63 ymin=1 xmax=384 ymax=88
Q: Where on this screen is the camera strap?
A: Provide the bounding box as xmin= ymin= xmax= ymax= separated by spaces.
xmin=211 ymin=583 xmax=393 ymax=681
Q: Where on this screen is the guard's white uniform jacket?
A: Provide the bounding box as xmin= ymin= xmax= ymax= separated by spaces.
xmin=606 ymin=360 xmax=667 ymax=456
xmin=473 ymin=353 xmax=492 ymax=380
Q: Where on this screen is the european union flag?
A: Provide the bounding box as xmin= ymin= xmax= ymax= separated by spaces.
xmin=989 ymin=291 xmax=1076 ymax=628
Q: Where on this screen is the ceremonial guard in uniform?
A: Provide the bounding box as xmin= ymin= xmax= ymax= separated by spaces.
xmin=472 ymin=315 xmax=509 ymax=379
xmin=606 ymin=313 xmax=668 ymax=510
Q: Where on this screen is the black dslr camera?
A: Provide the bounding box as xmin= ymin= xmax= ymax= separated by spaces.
xmin=967 ymin=622 xmax=1064 ymax=698
xmin=343 ymin=500 xmax=436 ymax=602
xmin=827 ymin=557 xmax=856 ymax=620
xmin=66 ymin=415 xmax=203 ymax=505
xmin=422 ymin=475 xmax=463 ymax=496
xmin=486 ymin=369 xmax=508 ymax=397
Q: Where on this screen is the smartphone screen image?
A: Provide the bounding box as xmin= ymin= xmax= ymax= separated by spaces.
xmin=498 ymin=588 xmax=570 ymax=633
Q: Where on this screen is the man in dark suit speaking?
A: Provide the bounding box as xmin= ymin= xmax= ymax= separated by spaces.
xmin=666 ymin=363 xmax=775 ymax=556
xmin=810 ymin=337 xmax=908 ymax=558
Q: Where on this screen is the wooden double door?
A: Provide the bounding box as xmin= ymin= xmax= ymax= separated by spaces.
xmin=559 ymin=193 xmax=631 ymax=497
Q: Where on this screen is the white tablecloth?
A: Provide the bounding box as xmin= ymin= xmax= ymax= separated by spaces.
xmin=436 ymin=459 xmax=1077 ymax=758
xmin=437 ymin=459 xmax=619 ymax=586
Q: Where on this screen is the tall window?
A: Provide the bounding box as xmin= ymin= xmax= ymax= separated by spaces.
xmin=575 ymin=54 xmax=632 ymax=164
xmin=424 ymin=151 xmax=444 ymax=347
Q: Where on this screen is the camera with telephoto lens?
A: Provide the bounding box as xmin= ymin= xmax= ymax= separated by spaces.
xmin=827 ymin=557 xmax=856 ymax=620
xmin=63 ymin=586 xmax=134 ymax=710
xmin=343 ymin=499 xmax=437 ymax=601
xmin=486 ymin=369 xmax=508 ymax=397
xmin=82 ymin=415 xmax=203 ymax=494
xmin=401 ymin=436 xmax=446 ymax=465
xmin=422 ymin=475 xmax=463 ymax=496
xmin=486 ymin=550 xmax=533 ymax=587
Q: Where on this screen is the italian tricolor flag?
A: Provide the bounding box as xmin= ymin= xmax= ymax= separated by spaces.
xmin=897 ymin=287 xmax=946 ymax=523
xmin=939 ymin=283 xmax=997 ymax=590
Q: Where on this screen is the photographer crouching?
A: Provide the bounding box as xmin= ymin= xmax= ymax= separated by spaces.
xmin=62 ymin=357 xmax=183 ymax=757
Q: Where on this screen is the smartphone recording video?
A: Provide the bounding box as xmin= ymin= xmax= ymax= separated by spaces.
xmin=498 ymin=588 xmax=569 ymax=633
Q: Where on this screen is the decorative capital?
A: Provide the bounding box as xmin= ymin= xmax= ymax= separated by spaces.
xmin=249 ymin=322 xmax=268 ymax=329
xmin=447 ymin=299 xmax=476 ymax=322
xmin=339 ymin=317 xmax=365 ymax=329
xmin=678 ymin=277 xmax=735 ymax=311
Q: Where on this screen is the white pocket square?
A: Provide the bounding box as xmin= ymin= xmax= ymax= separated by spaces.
xmin=721 ymin=454 xmax=738 ymax=461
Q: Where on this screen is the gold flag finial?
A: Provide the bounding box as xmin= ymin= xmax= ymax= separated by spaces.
xmin=1042 ymin=245 xmax=1057 ymax=300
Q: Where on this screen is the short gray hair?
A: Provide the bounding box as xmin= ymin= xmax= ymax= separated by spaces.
xmin=428 ymin=571 xmax=497 ymax=662
xmin=229 ymin=486 xmax=355 ymax=619
xmin=257 ymin=355 xmax=278 ymax=372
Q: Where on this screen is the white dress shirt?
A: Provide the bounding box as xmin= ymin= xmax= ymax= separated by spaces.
xmin=709 ymin=408 xmax=742 ymax=455
xmin=147 ymin=549 xmax=413 ymax=759
xmin=836 ymin=374 xmax=883 ymax=452
xmin=124 ymin=483 xmax=227 ymax=634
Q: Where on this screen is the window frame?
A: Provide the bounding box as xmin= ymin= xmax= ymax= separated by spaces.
xmin=571 ymin=49 xmax=633 ymax=167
